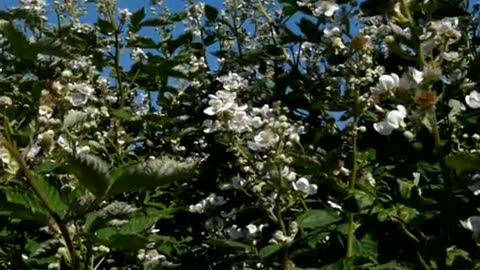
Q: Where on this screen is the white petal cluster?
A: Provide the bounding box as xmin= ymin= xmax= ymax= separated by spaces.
xmin=189 ymin=194 xmax=227 ymax=214
xmin=248 ymin=129 xmax=280 ymax=151
xmin=374 ymin=105 xmax=407 ymax=136
xmin=203 ymin=90 xmax=237 ymax=116
xmin=131 ymin=47 xmax=148 ymax=62
xmin=217 ymin=72 xmax=249 ymax=91
xmin=68 ymin=82 xmax=96 ymax=107
xmin=370 ymin=73 xmax=399 ymax=95
xmin=465 ymin=90 xmax=480 ymax=109
xmin=20 ymin=0 xmax=46 ymax=18
xmin=292 ymin=177 xmax=318 ymax=196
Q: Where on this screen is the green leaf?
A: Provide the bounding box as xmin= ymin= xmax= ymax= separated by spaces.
xmin=259 ymin=244 xmax=282 ymax=258
xmin=140 ymin=12 xmax=186 ymax=27
xmin=204 ymin=5 xmax=218 ymax=21
xmin=96 ymin=18 xmax=115 ymax=34
xmin=305 ymin=230 xmax=331 ymax=248
xmin=110 ymin=108 xmax=134 ymax=121
xmin=446 ymin=246 xmax=472 ymax=267
xmin=0 ymin=19 xmax=36 ymax=60
xmin=65 ymin=153 xmax=113 ymax=197
xmin=84 ymin=201 xmax=137 ymax=232
xmin=166 ymin=33 xmax=193 ymax=54
xmin=396 ymin=205 xmax=419 ymax=223
xmin=0 ymin=201 xmax=49 ymax=223
xmin=445 ymin=152 xmax=480 ymax=175
xmin=297 ymin=209 xmax=342 ymax=229
xmin=139 ymin=18 xmax=168 ymax=27
xmin=355 ymin=233 xmax=378 ymax=262
xmin=95 ymin=228 xmax=150 ymax=251
xmin=118 ymin=214 xmax=158 ymax=235
xmin=397 ymin=179 xmax=414 ymax=200
xmin=5 ymin=189 xmax=48 ymax=217
xmin=34 ymin=162 xmax=61 ymax=173
xmin=108 ymin=157 xmax=195 ymax=196
xmin=351 ymin=189 xmax=376 ymax=211
xmin=130 ymin=7 xmax=145 ymax=28
xmin=108 ymin=234 xmax=150 ymax=250
xmin=298 ymin=18 xmax=321 ymax=42
xmin=37 ymin=177 xmax=67 ymax=217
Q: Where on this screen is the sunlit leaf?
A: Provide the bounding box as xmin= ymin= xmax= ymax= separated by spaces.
xmin=108 ymin=157 xmax=196 ymax=196
xmin=65 ymin=153 xmax=113 ymax=197
xmin=297 ymin=209 xmax=342 ymax=229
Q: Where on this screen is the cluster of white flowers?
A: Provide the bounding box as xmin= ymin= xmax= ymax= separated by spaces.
xmin=269 ymin=221 xmax=299 ymax=245
xmin=374 ymin=105 xmax=407 ymax=136
xmin=137 ymin=249 xmax=174 ymax=269
xmin=421 ymin=17 xmax=462 ymax=54
xmin=466 ymin=90 xmax=480 ymax=109
xmin=184 ymin=2 xmax=205 ymax=37
xmin=297 ymin=0 xmax=339 ymax=17
xmin=293 ymin=177 xmax=318 ymax=196
xmin=369 ymin=73 xmax=400 ymax=95
xmin=67 ymin=82 xmax=97 ymax=107
xmin=225 ymin=223 xmax=268 ymax=241
xmin=119 ymin=8 xmax=132 ymax=21
xmin=189 ymin=193 xmax=227 ymax=214
xmin=131 ymin=47 xmax=148 ymax=62
xmin=19 ymin=0 xmax=47 ymax=19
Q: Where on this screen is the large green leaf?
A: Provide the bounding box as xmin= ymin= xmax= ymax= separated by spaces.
xmin=259 ymin=244 xmax=282 ymax=258
xmin=204 ymin=5 xmax=218 ymax=21
xmin=108 ymin=157 xmax=195 ymax=196
xmin=95 ymin=228 xmax=150 ymax=251
xmin=297 ymin=209 xmax=342 ymax=229
xmin=65 ymin=153 xmax=113 ymax=197
xmin=445 ymin=152 xmax=480 ymax=175
xmin=0 ymin=201 xmax=49 ymax=223
xmin=355 ymin=233 xmax=378 ymax=263
xmin=37 ymin=177 xmax=67 ymax=218
xmin=84 ymin=201 xmax=137 ymax=232
xmin=4 ymin=189 xmax=48 ymax=217
xmin=0 ymin=19 xmax=36 ymax=60
xmin=129 ymin=7 xmax=146 ymax=31
xmin=118 ymin=214 xmax=158 ymax=235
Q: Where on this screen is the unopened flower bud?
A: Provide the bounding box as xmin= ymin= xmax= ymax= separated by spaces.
xmin=61 ymin=69 xmax=73 ymax=78
xmin=289 ymin=133 xmax=300 ymax=143
xmin=403 ymin=130 xmax=414 ymax=141
xmin=357 ymin=126 xmax=367 ymax=133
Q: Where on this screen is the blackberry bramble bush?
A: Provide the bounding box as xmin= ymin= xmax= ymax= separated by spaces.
xmin=0 ymin=0 xmax=480 ymax=269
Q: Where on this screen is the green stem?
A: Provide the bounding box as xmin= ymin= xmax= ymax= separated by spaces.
xmin=275 ymin=205 xmax=289 ymax=270
xmin=346 ymin=136 xmax=359 ymax=259
xmin=0 ymin=136 xmax=78 ymax=269
xmin=108 ymin=8 xmax=124 ymax=107
xmin=399 ymin=0 xmax=425 ymax=68
xmin=431 ymin=107 xmax=450 ymax=270
xmin=231 ymin=0 xmax=243 ymax=57
xmin=346 ymin=94 xmax=360 ymax=261
xmin=346 ymin=55 xmax=362 ymax=263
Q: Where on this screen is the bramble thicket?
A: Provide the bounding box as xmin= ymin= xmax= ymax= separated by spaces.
xmin=0 ymin=0 xmax=480 ymax=269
